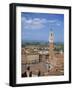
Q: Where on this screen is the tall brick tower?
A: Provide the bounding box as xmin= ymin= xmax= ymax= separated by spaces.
xmin=49 ymin=30 xmax=55 ymax=65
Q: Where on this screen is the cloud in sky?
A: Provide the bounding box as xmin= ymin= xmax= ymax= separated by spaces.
xmin=21 ymin=17 xmax=62 ymax=30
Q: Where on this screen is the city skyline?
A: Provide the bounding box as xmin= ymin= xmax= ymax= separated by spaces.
xmin=21 ymin=12 xmax=64 ymax=43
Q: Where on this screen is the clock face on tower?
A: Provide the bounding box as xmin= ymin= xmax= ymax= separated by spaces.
xmin=49 ymin=32 xmax=54 ymax=43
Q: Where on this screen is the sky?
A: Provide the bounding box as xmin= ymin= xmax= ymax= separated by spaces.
xmin=21 ymin=12 xmax=64 ymax=43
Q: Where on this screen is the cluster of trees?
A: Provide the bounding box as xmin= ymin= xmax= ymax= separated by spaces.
xmin=54 ymin=44 xmax=64 ymax=52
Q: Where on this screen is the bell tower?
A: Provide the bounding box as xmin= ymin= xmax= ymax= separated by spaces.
xmin=48 ymin=30 xmax=55 ymax=65
xmin=46 ymin=29 xmax=55 ymax=71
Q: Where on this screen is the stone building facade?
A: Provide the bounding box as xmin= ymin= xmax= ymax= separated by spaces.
xmin=21 ymin=31 xmax=64 ymax=76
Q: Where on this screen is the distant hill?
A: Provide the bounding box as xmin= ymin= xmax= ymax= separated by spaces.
xmin=22 ymin=40 xmax=64 ymax=47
